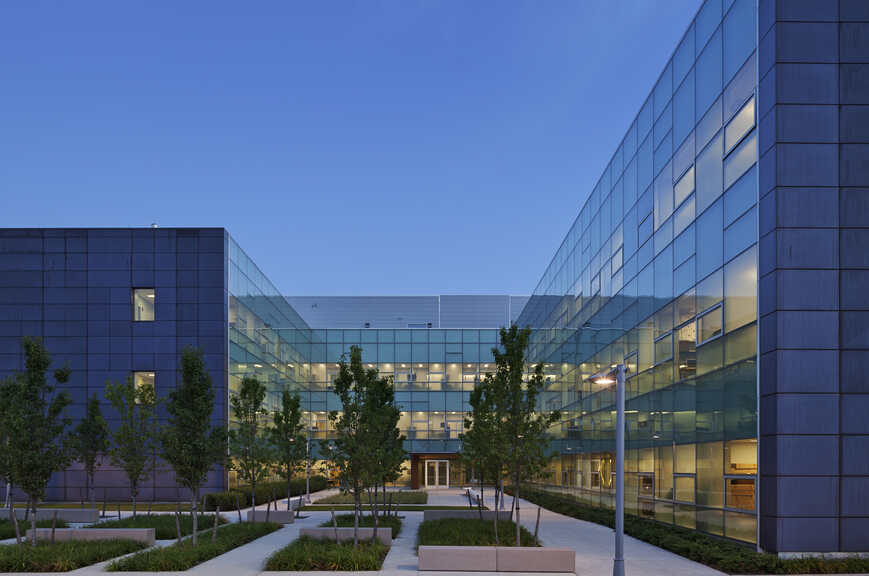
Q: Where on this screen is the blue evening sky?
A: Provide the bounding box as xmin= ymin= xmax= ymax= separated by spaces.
xmin=0 ymin=0 xmax=701 ymax=296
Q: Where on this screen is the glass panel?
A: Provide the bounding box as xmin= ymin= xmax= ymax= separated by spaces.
xmin=698 ymin=307 xmax=723 ymax=343
xmin=725 ymin=96 xmax=755 ymax=153
xmin=696 ymin=133 xmax=724 ymax=215
xmin=724 ymin=165 xmax=757 ymax=226
xmin=675 ymin=476 xmax=696 ymax=503
xmin=724 ymin=206 xmax=756 ymax=262
xmin=438 ymin=461 xmax=448 ymax=486
xmin=674 ymin=194 xmax=695 ymax=236
xmin=725 ymin=324 xmax=756 ymax=365
xmin=696 ymin=441 xmax=724 ymax=507
xmin=696 ymin=198 xmax=724 ymax=280
xmin=725 ymin=511 xmax=756 ymax=543
xmin=724 ymin=245 xmax=757 ymax=332
xmin=696 ymin=27 xmax=723 ymax=121
xmin=426 ymin=461 xmax=437 ymax=486
xmin=676 ymin=503 xmax=696 ymax=529
xmin=675 ymin=166 xmax=695 ymax=208
xmin=674 ymin=70 xmax=695 ymax=148
xmin=726 ymin=439 xmax=757 ymax=474
xmin=132 ymin=288 xmax=155 ymax=322
xmin=655 ymin=334 xmax=674 ymax=363
xmin=132 ymin=372 xmax=155 ymax=404
xmin=677 ymin=322 xmax=697 ymax=379
xmin=723 ymin=0 xmax=756 ymax=84
xmin=724 ymin=132 xmax=757 ymax=191
xmin=726 ymin=478 xmax=756 ymax=511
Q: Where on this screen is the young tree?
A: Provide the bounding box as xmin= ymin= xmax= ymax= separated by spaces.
xmin=329 ymin=346 xmax=377 ymax=548
xmin=227 ymin=375 xmax=273 ymax=519
xmin=72 ymin=394 xmax=109 ymax=511
xmin=270 ymin=390 xmax=306 ymax=512
xmin=162 ymin=348 xmax=226 ymax=546
xmin=106 ymin=375 xmax=159 ymax=519
xmin=496 ymin=325 xmax=561 ymax=547
xmin=461 ymin=382 xmax=505 ymax=522
xmin=0 ymin=378 xmax=13 ymax=511
xmin=4 ymin=338 xmax=73 ymax=546
xmin=362 ymin=369 xmax=404 ymax=540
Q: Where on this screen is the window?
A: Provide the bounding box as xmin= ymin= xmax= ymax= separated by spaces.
xmin=698 ymin=306 xmax=723 ymax=344
xmin=132 ymin=372 xmax=155 ymax=404
xmin=725 ymin=96 xmax=755 ymax=154
xmin=132 ymin=288 xmax=155 ymax=322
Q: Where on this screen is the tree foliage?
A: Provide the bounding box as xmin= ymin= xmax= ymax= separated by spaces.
xmin=105 ymin=375 xmax=159 ymax=518
xmin=72 ymin=394 xmax=109 ymax=508
xmin=227 ymin=375 xmax=273 ymax=516
xmin=270 ymin=390 xmax=307 ymax=510
xmin=162 ymin=347 xmax=226 ymax=546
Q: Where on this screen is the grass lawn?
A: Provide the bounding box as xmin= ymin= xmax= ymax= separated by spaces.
xmin=315 ymin=490 xmax=427 ymax=505
xmin=107 ymin=521 xmax=279 ymax=571
xmin=417 ymin=518 xmax=536 ymax=547
xmin=88 ymin=514 xmax=227 ymax=539
xmin=517 ymin=486 xmax=869 ymax=575
xmin=319 ymin=513 xmax=403 ymax=537
xmin=265 ymin=536 xmax=388 ymax=571
xmin=0 ymin=518 xmax=69 ymax=540
xmin=0 ymin=540 xmax=146 ymax=572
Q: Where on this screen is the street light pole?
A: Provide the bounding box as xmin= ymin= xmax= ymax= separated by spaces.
xmin=613 ymin=363 xmax=626 ymax=576
xmin=305 ymin=421 xmax=312 ymax=504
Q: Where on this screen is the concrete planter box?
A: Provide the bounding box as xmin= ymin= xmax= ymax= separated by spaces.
xmin=246 ymin=510 xmax=296 ymax=524
xmin=423 ymin=509 xmax=513 ymax=522
xmin=1 ymin=508 xmax=99 ymax=523
xmin=299 ymin=526 xmax=392 ymax=546
xmin=25 ymin=528 xmax=156 ymax=546
xmin=418 ymin=545 xmax=575 ymax=573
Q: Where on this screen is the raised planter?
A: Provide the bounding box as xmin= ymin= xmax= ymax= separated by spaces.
xmin=299 ymin=526 xmax=392 ymax=546
xmin=1 ymin=507 xmax=99 ymax=523
xmin=418 ymin=545 xmax=575 ymax=573
xmin=246 ymin=510 xmax=295 ymax=524
xmin=25 ymin=527 xmax=156 ymax=546
xmin=423 ymin=509 xmax=513 ymax=522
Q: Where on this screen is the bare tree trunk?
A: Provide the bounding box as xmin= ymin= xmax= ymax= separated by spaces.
xmin=330 ymin=507 xmax=339 ymax=544
xmin=3 ymin=481 xmax=10 ymax=509
xmin=514 ymin=462 xmax=521 ymax=547
xmin=250 ymin=478 xmax=256 ymax=518
xmin=235 ymin=493 xmax=242 ymax=523
xmin=131 ymin=484 xmax=137 ymax=518
xmin=353 ymin=489 xmax=360 ymax=549
xmin=212 ymin=505 xmax=220 ymax=543
xmin=29 ymin=497 xmax=37 ymax=547
xmin=287 ymin=469 xmax=292 ymax=512
xmin=372 ymin=483 xmax=379 ymax=544
xmin=9 ymin=493 xmax=22 ymax=547
xmin=492 ymin=486 xmax=499 ymax=545
xmin=192 ymin=487 xmax=199 ymax=546
xmin=533 ymin=506 xmax=541 ymax=546
xmin=174 ymin=506 xmax=182 ymax=544
xmin=51 ymin=510 xmax=57 ymax=544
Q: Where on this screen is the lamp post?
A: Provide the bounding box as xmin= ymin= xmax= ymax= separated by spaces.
xmin=592 ymin=363 xmax=627 ymax=576
xmin=305 ymin=421 xmax=311 ymax=504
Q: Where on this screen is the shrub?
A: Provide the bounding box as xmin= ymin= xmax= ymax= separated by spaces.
xmin=317 ymin=490 xmax=426 ymax=505
xmin=0 ymin=518 xmax=69 ymax=541
xmin=88 ymin=514 xmax=227 ymax=540
xmin=516 ymin=486 xmax=869 ymax=574
xmin=0 ymin=540 xmax=145 ymax=572
xmin=319 ymin=513 xmax=403 ymax=538
xmin=417 ymin=518 xmax=536 ymax=547
xmin=204 ymin=475 xmax=327 ymax=511
xmin=108 ymin=522 xmax=279 ymax=571
xmin=265 ymin=536 xmax=388 ymax=571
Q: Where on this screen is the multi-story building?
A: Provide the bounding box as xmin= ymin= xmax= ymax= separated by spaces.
xmin=0 ymin=0 xmax=867 ymax=556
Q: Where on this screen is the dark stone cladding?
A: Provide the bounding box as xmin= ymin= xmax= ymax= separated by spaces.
xmin=758 ymin=0 xmax=869 ymax=553
xmin=0 ymin=227 xmax=229 ymax=501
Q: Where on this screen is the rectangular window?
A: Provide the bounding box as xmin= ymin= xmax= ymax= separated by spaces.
xmin=132 ymin=288 xmax=155 ymax=322
xmin=697 ymin=306 xmax=723 ymax=344
xmin=674 ymin=166 xmax=695 ymax=208
xmin=725 ymin=477 xmax=756 ymax=511
xmin=655 ymin=333 xmax=674 ymax=363
xmin=725 ymin=96 xmax=755 ymax=154
xmin=132 ymin=371 xmax=155 ymax=404
xmin=724 ymin=131 xmax=757 ymax=191
xmin=675 ymin=475 xmax=696 ymax=503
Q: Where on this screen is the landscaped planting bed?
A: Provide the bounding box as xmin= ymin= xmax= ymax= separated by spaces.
xmin=315 ymin=489 xmax=426 ymax=505
xmin=265 ymin=536 xmax=388 ymax=571
xmin=517 ymin=486 xmax=869 ymax=575
xmin=107 ymin=521 xmax=280 ymax=571
xmin=417 ymin=518 xmax=536 ymax=547
xmin=319 ymin=513 xmax=403 ymax=537
xmin=204 ymin=476 xmax=328 ymax=511
xmin=0 ymin=540 xmax=146 ymax=572
xmin=0 ymin=518 xmax=69 ymax=540
xmin=88 ymin=513 xmax=227 ymax=539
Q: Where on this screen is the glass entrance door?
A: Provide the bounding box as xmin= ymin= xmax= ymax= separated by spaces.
xmin=424 ymin=460 xmax=450 ymax=488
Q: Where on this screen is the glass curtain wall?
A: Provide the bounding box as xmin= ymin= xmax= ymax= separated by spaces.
xmin=518 ymin=0 xmax=759 ymax=544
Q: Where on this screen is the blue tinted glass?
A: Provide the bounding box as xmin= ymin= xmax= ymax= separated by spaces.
xmin=696 ymin=132 xmax=724 ymax=215
xmin=674 ymin=70 xmax=695 ymax=148
xmin=696 ymin=198 xmax=724 ymax=280
xmin=654 ymin=244 xmax=674 ymax=302
xmin=725 ymin=206 xmax=756 ymax=262
xmin=639 ymin=214 xmax=653 ymax=247
xmin=654 ymin=217 xmax=673 ymax=256
xmin=654 ymin=102 xmax=673 ymax=149
xmin=654 ymin=161 xmax=674 ymax=229
xmin=624 ymin=206 xmax=639 ymax=256
xmin=696 ymin=0 xmax=722 ymax=52
xmin=638 ymin=236 xmax=654 ymax=270
xmin=675 ymin=223 xmax=696 ymax=265
xmin=638 ymin=135 xmax=653 ymax=193
xmin=624 ymin=157 xmax=638 ymax=208
xmin=654 ymin=62 xmax=673 ymax=119
xmin=675 ymin=256 xmax=696 ymax=296
xmin=724 ymin=131 xmax=757 ymax=190
xmin=675 ymin=194 xmax=696 ymax=236
xmin=673 ymin=131 xmax=695 ymax=180
xmin=724 ymin=0 xmax=756 ymax=85
xmin=654 ymin=132 xmax=672 ymax=175
xmin=612 ymin=179 xmax=624 ymax=228
xmin=696 ymin=28 xmax=723 ymax=122
xmin=696 ymin=97 xmax=723 ymax=152
xmin=724 ymin=165 xmax=757 ymax=226
xmin=625 ymin=121 xmax=638 ymax=158
xmin=638 ymin=185 xmax=653 ymax=220
xmin=639 ymin=97 xmax=653 ymax=143
xmin=674 ymin=24 xmax=695 ymax=87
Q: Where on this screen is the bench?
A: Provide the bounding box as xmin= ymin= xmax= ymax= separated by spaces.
xmin=418 ymin=545 xmax=575 ymax=573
